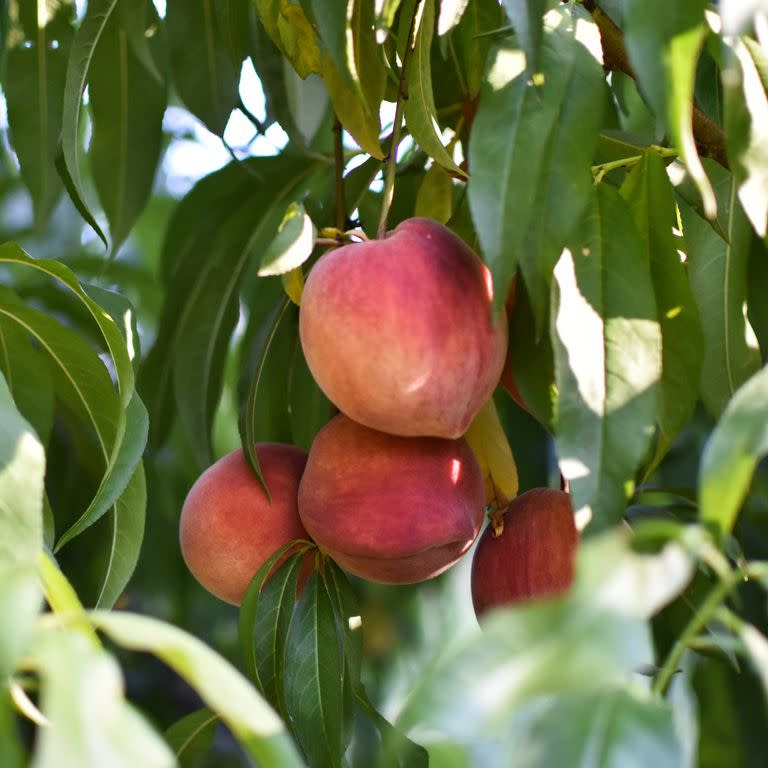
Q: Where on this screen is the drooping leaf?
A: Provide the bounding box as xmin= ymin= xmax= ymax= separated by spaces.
xmin=283 ymin=572 xmax=348 ymax=767
xmin=679 ymin=162 xmax=761 ymax=418
xmin=551 ymin=186 xmax=661 ymax=530
xmin=723 ymin=37 xmax=768 ymax=240
xmin=699 ymin=363 xmax=768 ymax=536
xmin=31 ymin=627 xmax=176 ymax=768
xmin=622 ymin=0 xmax=714 ymax=217
xmin=414 ymin=163 xmax=453 ymax=223
xmin=91 ymin=611 xmax=304 ymax=767
xmin=469 ymin=5 xmax=604 ymax=319
xmin=164 ymin=707 xmax=219 ymax=767
xmin=89 ymin=0 xmax=167 ymax=256
xmin=3 ymin=1 xmax=73 ymax=229
xmin=59 ymin=0 xmax=118 ymax=247
xmin=404 ymin=0 xmax=465 ymax=176
xmin=0 ymin=316 xmax=54 ymax=446
xmin=166 ymin=0 xmax=239 ymax=136
xmin=620 ymin=152 xmax=703 ymax=455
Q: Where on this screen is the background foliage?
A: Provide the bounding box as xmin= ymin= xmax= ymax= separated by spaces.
xmin=2 ymin=0 xmax=768 ymax=765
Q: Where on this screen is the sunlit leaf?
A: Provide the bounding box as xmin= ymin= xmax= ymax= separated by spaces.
xmin=258 ymin=202 xmax=316 ymax=277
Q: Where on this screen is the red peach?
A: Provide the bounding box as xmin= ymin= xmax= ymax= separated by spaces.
xmin=297 ymin=414 xmax=486 ymax=584
xmin=299 ymin=217 xmax=507 ymax=438
xmin=471 ymin=488 xmax=578 ymax=618
xmin=179 ymin=444 xmax=310 ymax=605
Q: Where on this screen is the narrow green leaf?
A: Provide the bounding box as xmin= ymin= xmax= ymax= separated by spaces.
xmin=0 ymin=689 xmax=24 ymax=768
xmin=59 ymin=0 xmax=118 ymax=247
xmin=404 ymin=0 xmax=465 ymax=176
xmin=374 ymin=0 xmax=403 ymax=42
xmin=622 ymin=0 xmax=714 ymax=217
xmin=89 ymin=0 xmax=167 ymax=256
xmin=0 ymin=229 xmax=135 ymax=410
xmin=57 ymin=393 xmax=147 ymax=552
xmin=258 ymin=202 xmax=316 ymax=276
xmin=3 ymin=2 xmax=73 ymax=228
xmin=0 ymin=316 xmax=54 ymax=445
xmin=283 ymin=572 xmax=347 ymax=767
xmin=166 ymin=0 xmax=239 ymax=135
xmin=415 ymin=163 xmax=453 ymax=223
xmin=216 ymin=0 xmax=254 ymax=68
xmin=288 ymin=340 xmax=334 ymax=452
xmin=620 ymin=153 xmax=704 ymax=452
xmin=91 ymin=611 xmax=304 ymax=767
xmin=353 ymin=0 xmax=387 ymax=113
xmin=680 ymin=162 xmax=761 ymax=418
xmin=500 ymin=0 xmax=546 ymax=76
xmin=699 ymin=363 xmax=768 ymax=535
xmin=164 ymin=707 xmax=219 ymax=767
xmin=469 ymin=6 xmax=604 ymax=318
xmin=308 ymin=0 xmax=354 ymax=86
xmin=552 ymin=186 xmax=661 ymax=530
xmin=740 ymin=623 xmax=768 ymax=701
xmin=452 ymin=0 xmax=504 ymax=98
xmin=323 ymin=53 xmax=384 ymax=158
xmin=723 ymin=37 xmax=768 ymax=240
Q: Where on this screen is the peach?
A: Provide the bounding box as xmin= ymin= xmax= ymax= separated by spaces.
xmin=179 ymin=444 xmax=310 ymax=605
xmin=297 ymin=414 xmax=485 ymax=584
xmin=299 ymin=217 xmax=507 ymax=438
xmin=471 ymin=488 xmax=578 ymax=618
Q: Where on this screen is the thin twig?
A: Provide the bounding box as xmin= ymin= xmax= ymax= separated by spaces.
xmin=377 ymin=0 xmax=423 ymax=239
xmin=333 ymin=114 xmax=348 ymax=230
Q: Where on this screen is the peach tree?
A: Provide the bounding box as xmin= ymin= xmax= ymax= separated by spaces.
xmin=1 ymin=0 xmax=768 ymax=765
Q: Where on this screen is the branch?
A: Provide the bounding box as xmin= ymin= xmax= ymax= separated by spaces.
xmin=582 ymin=1 xmax=729 ymax=170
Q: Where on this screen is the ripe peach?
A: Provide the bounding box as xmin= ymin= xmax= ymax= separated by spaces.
xmin=471 ymin=488 xmax=578 ymax=618
xmin=179 ymin=444 xmax=310 ymax=605
xmin=299 ymin=217 xmax=507 ymax=438
xmin=297 ymin=414 xmax=486 ymax=584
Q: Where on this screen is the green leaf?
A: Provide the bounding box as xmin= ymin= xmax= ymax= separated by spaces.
xmin=0 ymin=371 xmax=44 ymax=676
xmin=216 ymin=0 xmax=254 ymax=68
xmin=699 ymin=364 xmax=768 ymax=535
xmin=437 ymin=0 xmax=469 ymax=35
xmin=0 ymin=316 xmax=54 ymax=445
xmin=620 ymin=153 xmax=704 ymax=453
xmin=91 ymin=611 xmax=304 ymax=767
xmin=680 ymin=162 xmax=761 ymax=418
xmin=256 ymin=0 xmax=321 ymax=79
xmin=374 ymin=0 xmax=402 ymax=42
xmin=451 ymin=0 xmax=504 ymax=98
xmin=506 ymin=688 xmax=683 ymax=768
xmin=622 ymin=0 xmax=714 ymax=217
xmin=3 ymin=2 xmax=73 ymax=229
xmin=166 ymin=0 xmax=239 ymax=135
xmin=31 ymin=627 xmax=176 ymax=768
xmin=552 ymin=186 xmax=661 ymax=530
xmin=469 ymin=6 xmax=604 ymax=318
xmin=0 ymin=234 xmax=135 ymax=410
xmin=288 ymin=340 xmax=334 ymax=452
xmin=404 ymin=0 xmax=465 ymax=176
xmin=57 ymin=392 xmax=148 ymax=552
xmin=283 ymin=572 xmax=347 ymax=767
xmin=323 ymin=53 xmax=384 ymax=159
xmin=0 ymin=690 xmax=24 ymax=768
xmin=414 ymin=163 xmax=453 ymax=223
xmin=164 ymin=707 xmax=219 ymax=767
xmin=352 ymin=0 xmax=387 ymax=113
xmin=723 ymin=37 xmax=768 ymax=240
xmin=739 ymin=623 xmax=768 ymax=701
xmin=59 ymin=0 xmax=118 ymax=248
xmin=258 ymin=202 xmax=316 ymax=276
xmin=89 ymin=0 xmax=167 ymax=256
xmin=308 ymin=0 xmax=354 ymax=87
xmin=501 ymin=0 xmax=546 ymax=76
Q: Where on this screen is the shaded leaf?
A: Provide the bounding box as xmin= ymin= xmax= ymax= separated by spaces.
xmin=552 ymin=186 xmax=661 ymax=530
xmin=620 ymin=152 xmax=703 ymax=453
xmin=699 ymin=363 xmax=768 ymax=535
xmin=501 ymin=0 xmax=546 ymax=76
xmin=404 ymin=0 xmax=465 ymax=176
xmin=288 ymin=340 xmax=334 ymax=452
xmin=353 ymin=0 xmax=387 ymax=113
xmin=216 ymin=0 xmax=254 ymax=68
xmin=414 ymin=163 xmax=453 ymax=223
xmin=166 ymin=0 xmax=239 ymax=135
xmin=59 ymin=0 xmax=118 ymax=247
xmin=89 ymin=0 xmax=167 ymax=255
xmin=3 ymin=2 xmax=73 ymax=228
xmin=680 ymin=162 xmax=761 ymax=418
xmin=164 ymin=708 xmax=219 ymax=767
xmin=91 ymin=611 xmax=304 ymax=767
xmin=469 ymin=5 xmax=604 ymax=318
xmin=622 ymin=0 xmax=714 ymax=217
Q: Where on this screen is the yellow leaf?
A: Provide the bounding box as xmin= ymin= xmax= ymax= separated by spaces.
xmin=278 ymin=4 xmax=321 ymax=78
xmin=464 ymin=398 xmax=519 ymax=510
xmin=281 ymin=267 xmax=305 ymax=306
